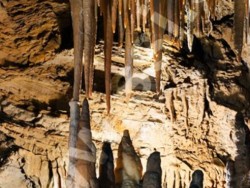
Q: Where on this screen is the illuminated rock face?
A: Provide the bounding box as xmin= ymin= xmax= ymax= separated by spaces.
xmin=0 ymin=0 xmax=71 ymax=65
xmin=0 ymin=0 xmax=250 ymax=187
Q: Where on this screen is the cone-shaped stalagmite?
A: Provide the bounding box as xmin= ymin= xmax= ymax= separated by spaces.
xmin=142 ymin=151 xmax=162 ymax=188
xmin=101 ymin=0 xmax=114 ymax=114
xmin=115 ymin=130 xmax=143 ymax=187
xmin=99 ymin=142 xmax=115 ymax=188
xmin=74 ymin=99 xmax=98 ymax=187
xmin=83 ymin=0 xmax=97 ymax=98
xmin=189 ymin=170 xmax=204 ymax=188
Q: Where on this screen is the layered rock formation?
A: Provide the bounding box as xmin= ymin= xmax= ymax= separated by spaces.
xmin=0 ymin=0 xmax=71 ymax=65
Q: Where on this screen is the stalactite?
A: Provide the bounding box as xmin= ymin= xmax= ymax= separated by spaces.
xmin=83 ymin=0 xmax=96 ymax=98
xmin=125 ymin=0 xmax=134 ymax=98
xmin=118 ymin=0 xmax=125 ymax=47
xmin=101 ymin=0 xmax=113 ymax=114
xmin=142 ymin=0 xmax=148 ymax=32
xmin=201 ymin=0 xmax=213 ymax=36
xmin=130 ymin=0 xmax=136 ymax=43
xmin=207 ymin=0 xmax=216 ymax=20
xmin=186 ymin=0 xmax=194 ymax=52
xmin=246 ymin=0 xmax=250 ymax=45
xmin=167 ymin=0 xmax=174 ymax=37
xmin=99 ymin=142 xmax=115 ymax=188
xmin=70 ymin=0 xmax=84 ymax=102
xmin=112 ymin=0 xmax=118 ymax=33
xmin=234 ymin=0 xmax=246 ymax=60
xmin=173 ymin=0 xmax=180 ymax=39
xmin=194 ymin=0 xmax=201 ymax=37
xmin=136 ymin=0 xmax=141 ymax=31
xmin=150 ymin=0 xmax=166 ymax=94
xmin=179 ymin=0 xmax=186 ymax=44
xmin=123 ymin=0 xmax=128 ymax=29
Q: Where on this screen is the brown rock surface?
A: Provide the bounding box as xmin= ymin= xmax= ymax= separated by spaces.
xmin=0 ymin=0 xmax=250 ymax=187
xmin=0 ymin=0 xmax=71 ymax=65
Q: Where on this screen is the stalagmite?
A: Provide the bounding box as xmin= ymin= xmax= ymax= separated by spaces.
xmin=189 ymin=170 xmax=204 ymax=188
xmin=234 ymin=0 xmax=245 ymax=59
xmin=99 ymin=142 xmax=115 ymax=188
xmin=142 ymin=151 xmax=162 ymax=188
xmin=115 ymin=130 xmax=143 ymax=187
xmin=124 ymin=0 xmax=134 ymax=98
xmin=74 ymin=99 xmax=98 ymax=187
xmin=83 ymin=0 xmax=96 ymax=98
xmin=101 ymin=0 xmax=114 ymax=113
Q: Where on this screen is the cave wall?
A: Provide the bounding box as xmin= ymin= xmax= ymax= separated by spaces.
xmin=0 ymin=0 xmax=250 ymax=187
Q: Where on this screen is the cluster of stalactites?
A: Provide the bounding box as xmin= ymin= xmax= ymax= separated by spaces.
xmin=71 ymin=0 xmax=249 ymax=113
xmin=96 ymin=0 xmax=219 ymax=113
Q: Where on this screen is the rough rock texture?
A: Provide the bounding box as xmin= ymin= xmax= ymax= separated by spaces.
xmin=0 ymin=0 xmax=250 ymax=187
xmin=0 ymin=0 xmax=71 ymax=65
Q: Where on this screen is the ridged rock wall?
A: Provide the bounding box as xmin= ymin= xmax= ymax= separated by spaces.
xmin=0 ymin=0 xmax=71 ymax=65
xmin=0 ymin=0 xmax=250 ymax=187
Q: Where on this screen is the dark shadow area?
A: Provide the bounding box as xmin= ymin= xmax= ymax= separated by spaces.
xmin=189 ymin=170 xmax=204 ymax=188
xmin=0 ymin=134 xmax=19 ymax=167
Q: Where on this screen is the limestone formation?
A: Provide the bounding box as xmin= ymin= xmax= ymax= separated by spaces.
xmin=0 ymin=0 xmax=250 ymax=187
xmin=142 ymin=151 xmax=162 ymax=188
xmin=115 ymin=130 xmax=143 ymax=188
xmin=99 ymin=142 xmax=115 ymax=188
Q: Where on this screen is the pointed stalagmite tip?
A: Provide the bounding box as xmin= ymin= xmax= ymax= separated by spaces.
xmin=83 ymin=98 xmax=89 ymax=109
xmin=123 ymin=129 xmax=130 ymax=137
